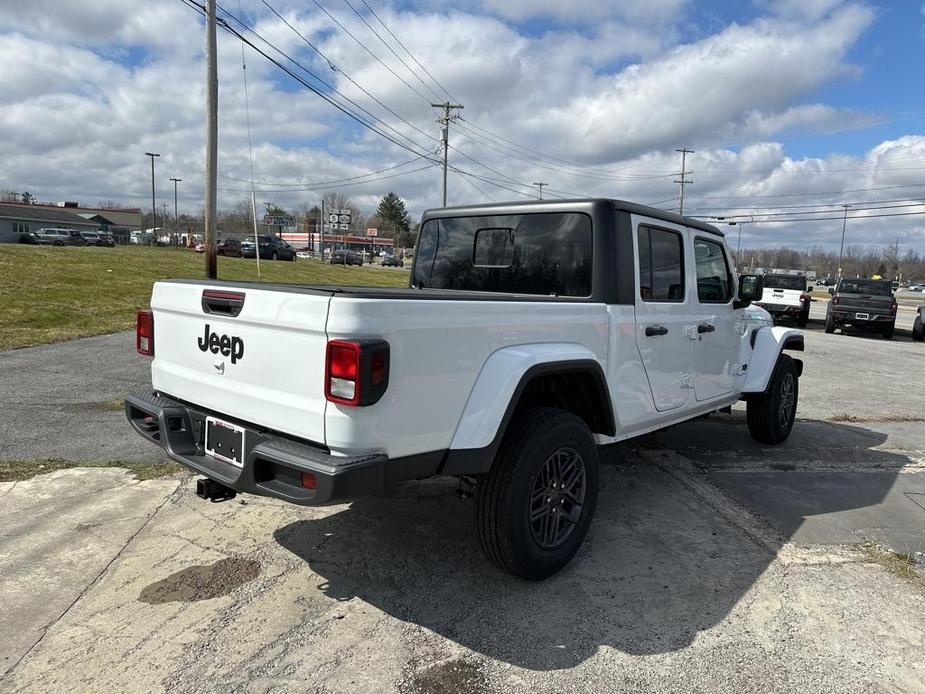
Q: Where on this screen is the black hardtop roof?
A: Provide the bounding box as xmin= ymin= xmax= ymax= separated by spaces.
xmin=421 ymin=198 xmax=723 ymax=237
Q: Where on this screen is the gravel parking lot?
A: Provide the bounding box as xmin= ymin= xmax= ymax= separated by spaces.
xmin=1 ymin=324 xmax=923 ymax=693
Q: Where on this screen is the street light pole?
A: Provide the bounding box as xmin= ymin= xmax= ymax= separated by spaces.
xmin=145 ymin=152 xmax=160 ymax=232
xmin=204 ymin=0 xmax=218 ymax=279
xmin=837 ymin=204 xmax=850 ymax=281
xmin=170 ymin=178 xmax=182 ymax=246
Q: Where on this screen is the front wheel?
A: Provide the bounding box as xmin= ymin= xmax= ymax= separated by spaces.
xmin=476 ymin=407 xmax=599 ymax=580
xmin=913 ymin=315 xmax=924 ymax=342
xmin=824 ymin=312 xmax=835 ymax=334
xmin=747 ymin=354 xmax=799 ymax=445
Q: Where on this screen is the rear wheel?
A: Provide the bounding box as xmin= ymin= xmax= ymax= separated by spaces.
xmin=914 ymin=315 xmax=924 ymax=342
xmin=476 ymin=407 xmax=599 ymax=580
xmin=797 ymin=309 xmax=809 ymax=328
xmin=747 ymin=354 xmax=799 ymax=445
xmin=271 ymin=251 xmax=278 ymax=261
xmin=882 ymin=323 xmax=895 ymax=340
xmin=824 ymin=312 xmax=836 ymax=334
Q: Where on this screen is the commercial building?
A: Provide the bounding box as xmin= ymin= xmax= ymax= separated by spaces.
xmin=0 ymin=204 xmax=101 ymax=243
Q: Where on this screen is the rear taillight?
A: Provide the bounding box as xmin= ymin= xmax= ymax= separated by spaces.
xmin=832 ymin=297 xmax=840 ymax=305
xmin=800 ymin=292 xmax=809 ymax=303
xmin=891 ymin=302 xmax=897 ymax=313
xmin=136 ymin=309 xmax=154 ymax=356
xmin=324 ymin=339 xmax=390 ymax=406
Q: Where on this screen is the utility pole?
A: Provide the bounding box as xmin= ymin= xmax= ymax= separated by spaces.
xmin=144 ymin=152 xmax=159 ymax=232
xmin=533 ymin=182 xmax=547 ymax=200
xmin=204 ymin=0 xmax=218 ymax=279
xmin=432 ymin=102 xmax=464 ymax=207
xmin=170 ymin=178 xmax=182 ymax=246
xmin=674 ymin=147 xmax=694 ymax=215
xmin=836 ymin=204 xmax=850 ymax=281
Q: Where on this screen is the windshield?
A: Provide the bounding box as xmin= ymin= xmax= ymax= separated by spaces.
xmin=763 ymin=275 xmax=806 ymax=291
xmin=838 ymin=279 xmax=892 ymax=296
xmin=413 ymin=212 xmax=592 ymax=297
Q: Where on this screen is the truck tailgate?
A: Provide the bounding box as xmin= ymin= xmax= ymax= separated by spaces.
xmin=149 ymin=281 xmax=332 ymax=444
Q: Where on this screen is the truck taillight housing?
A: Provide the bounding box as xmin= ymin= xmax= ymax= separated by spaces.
xmin=832 ymin=296 xmax=840 ymax=305
xmin=136 ymin=309 xmax=154 ymax=356
xmin=800 ymin=292 xmax=809 ymax=303
xmin=891 ymin=301 xmax=897 ymax=313
xmin=325 ymin=339 xmax=390 ymax=406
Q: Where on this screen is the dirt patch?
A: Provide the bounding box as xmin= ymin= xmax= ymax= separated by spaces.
xmin=138 ymin=557 xmax=261 ymax=604
xmin=860 ymin=543 xmax=925 ymax=589
xmin=829 ymin=413 xmax=925 ymax=423
xmin=0 ymin=459 xmax=184 ymax=482
xmin=402 ymin=659 xmax=488 ymax=694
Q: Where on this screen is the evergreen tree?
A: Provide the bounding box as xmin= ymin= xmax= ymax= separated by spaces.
xmin=375 ymin=192 xmax=411 ymax=241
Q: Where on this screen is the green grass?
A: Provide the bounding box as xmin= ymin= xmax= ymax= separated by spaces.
xmin=0 ymin=459 xmax=185 ymax=482
xmin=0 ymin=246 xmax=409 ymax=350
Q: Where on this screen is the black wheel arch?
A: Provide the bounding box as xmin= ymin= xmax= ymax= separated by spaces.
xmin=442 ymin=359 xmax=615 ymax=476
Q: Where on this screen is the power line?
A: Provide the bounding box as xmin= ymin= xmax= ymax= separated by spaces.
xmin=180 ymin=0 xmax=437 ymax=162
xmin=687 ymin=195 xmax=925 ymax=213
xmin=714 ymin=209 xmax=925 ymax=224
xmin=687 ymin=183 xmax=925 ymax=201
xmin=220 ymin=155 xmax=428 ymax=186
xmin=310 ymin=0 xmax=433 ymax=105
xmin=697 ymin=201 xmax=925 ymax=221
xmin=343 ymin=0 xmax=444 ymax=102
xmin=359 ymin=0 xmax=457 ymax=103
xmin=218 ymin=163 xmax=436 ymax=192
xmin=261 ymin=0 xmax=439 ymax=145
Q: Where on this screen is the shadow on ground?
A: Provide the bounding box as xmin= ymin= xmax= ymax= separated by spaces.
xmin=274 ymin=419 xmax=914 ymax=671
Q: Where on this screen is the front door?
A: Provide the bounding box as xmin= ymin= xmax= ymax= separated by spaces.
xmin=634 ymin=222 xmax=693 ymax=411
xmin=691 ymin=236 xmax=737 ymax=401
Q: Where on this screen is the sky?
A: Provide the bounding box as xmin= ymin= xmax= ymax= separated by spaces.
xmin=1 ymin=0 xmax=924 ymax=252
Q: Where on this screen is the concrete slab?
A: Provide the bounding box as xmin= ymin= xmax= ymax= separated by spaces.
xmin=2 ymin=459 xmax=924 ymax=694
xmin=0 ymin=468 xmax=180 ymax=679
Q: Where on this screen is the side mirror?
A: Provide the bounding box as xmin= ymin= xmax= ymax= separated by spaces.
xmin=734 ymin=274 xmax=762 ymax=309
xmin=828 ymin=287 xmax=835 ymax=295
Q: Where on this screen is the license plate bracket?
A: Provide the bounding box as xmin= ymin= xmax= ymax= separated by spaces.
xmin=855 ymin=312 xmax=869 ymax=321
xmin=205 ymin=417 xmax=245 ymax=467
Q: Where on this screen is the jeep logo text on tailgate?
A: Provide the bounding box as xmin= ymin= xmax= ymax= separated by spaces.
xmin=198 ymin=324 xmax=244 ymax=364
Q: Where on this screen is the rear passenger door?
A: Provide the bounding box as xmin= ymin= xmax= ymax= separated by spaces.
xmin=634 ymin=222 xmax=693 ymax=412
xmin=691 ymin=236 xmax=737 ymax=401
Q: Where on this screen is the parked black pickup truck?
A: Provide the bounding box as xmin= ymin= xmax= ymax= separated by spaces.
xmin=825 ymin=278 xmax=897 ymax=339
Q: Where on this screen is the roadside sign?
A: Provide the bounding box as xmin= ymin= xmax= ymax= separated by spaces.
xmin=263 ymin=215 xmax=295 ymax=226
xmin=366 ymin=228 xmax=378 ymax=237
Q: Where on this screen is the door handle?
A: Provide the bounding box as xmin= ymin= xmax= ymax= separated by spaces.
xmin=645 ymin=325 xmax=669 ymax=337
xmin=697 ymin=323 xmax=715 ymax=334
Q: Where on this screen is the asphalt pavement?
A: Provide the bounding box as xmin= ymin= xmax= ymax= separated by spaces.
xmin=1 ymin=325 xmax=924 ymax=693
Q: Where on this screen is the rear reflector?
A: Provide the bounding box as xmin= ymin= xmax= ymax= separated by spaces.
xmin=136 ymin=309 xmax=154 ymax=356
xmin=325 ymin=339 xmax=390 ymax=406
xmin=301 ymin=471 xmax=317 ymax=490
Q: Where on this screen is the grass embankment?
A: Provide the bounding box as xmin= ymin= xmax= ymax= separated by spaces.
xmin=0 ymin=459 xmax=185 ymax=482
xmin=0 ymin=246 xmax=408 ymax=350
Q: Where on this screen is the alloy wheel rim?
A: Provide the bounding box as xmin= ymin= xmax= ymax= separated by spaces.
xmin=529 ymin=447 xmax=586 ymax=549
xmin=778 ymin=372 xmax=795 ymax=428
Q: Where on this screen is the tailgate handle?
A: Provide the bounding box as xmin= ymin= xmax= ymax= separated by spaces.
xmin=202 ymin=290 xmax=245 ymax=317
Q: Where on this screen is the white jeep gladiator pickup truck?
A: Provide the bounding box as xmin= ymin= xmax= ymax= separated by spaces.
xmin=754 ymin=273 xmax=810 ymax=327
xmin=126 ymin=199 xmax=803 ymax=579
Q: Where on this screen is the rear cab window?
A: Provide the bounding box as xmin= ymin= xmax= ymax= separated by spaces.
xmin=413 ymin=212 xmax=592 ymax=297
xmin=763 ymin=275 xmax=806 ymax=291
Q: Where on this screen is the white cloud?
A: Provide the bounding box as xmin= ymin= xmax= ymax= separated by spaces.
xmin=0 ymin=1 xmax=922 ymax=252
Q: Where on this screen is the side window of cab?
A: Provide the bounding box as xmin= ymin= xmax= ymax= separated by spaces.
xmin=693 ymin=237 xmax=733 ymax=303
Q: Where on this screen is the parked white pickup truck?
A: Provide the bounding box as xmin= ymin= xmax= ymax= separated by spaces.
xmin=754 ymin=273 xmax=810 ymax=327
xmin=126 ymin=199 xmax=803 ymax=579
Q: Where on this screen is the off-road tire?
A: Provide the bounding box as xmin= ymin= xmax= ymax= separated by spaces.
xmin=797 ymin=309 xmax=809 ymax=328
xmin=747 ymin=354 xmax=799 ymax=445
xmin=824 ymin=312 xmax=836 ymax=334
xmin=882 ymin=323 xmax=894 ymax=340
xmin=271 ymin=251 xmax=278 ymax=261
xmin=476 ymin=407 xmax=599 ymax=580
xmin=913 ymin=315 xmax=924 ymax=342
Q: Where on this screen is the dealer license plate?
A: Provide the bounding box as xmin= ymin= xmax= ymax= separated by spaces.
xmin=205 ymin=417 xmax=245 ymax=467
xmin=855 ymin=313 xmax=869 ymax=321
